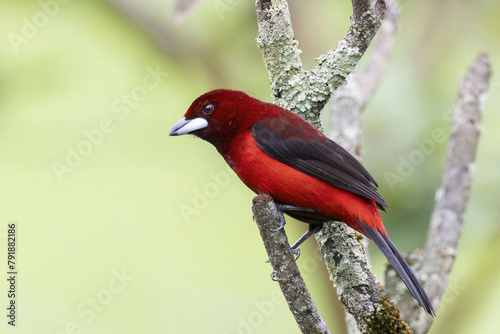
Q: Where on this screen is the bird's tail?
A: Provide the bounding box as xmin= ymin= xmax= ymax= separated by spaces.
xmin=356 ymin=218 xmax=436 ymax=317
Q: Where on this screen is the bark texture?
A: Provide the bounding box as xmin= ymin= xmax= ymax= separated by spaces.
xmin=252 ymin=194 xmax=331 ymax=334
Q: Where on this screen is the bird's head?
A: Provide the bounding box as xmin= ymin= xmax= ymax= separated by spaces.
xmin=169 ymin=89 xmax=262 ymax=148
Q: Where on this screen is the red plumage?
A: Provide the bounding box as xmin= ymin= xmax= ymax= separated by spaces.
xmin=226 ymin=130 xmax=384 ymax=235
xmin=170 ymin=89 xmax=435 ymax=316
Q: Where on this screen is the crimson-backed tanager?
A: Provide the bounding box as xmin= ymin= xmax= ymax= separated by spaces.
xmin=170 ymin=89 xmax=435 ymax=316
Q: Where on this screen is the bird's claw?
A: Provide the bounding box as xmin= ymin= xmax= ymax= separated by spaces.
xmin=270 ymin=220 xmax=285 ymax=232
xmin=270 ymin=209 xmax=287 ymax=231
xmin=264 ymin=247 xmax=301 ymax=264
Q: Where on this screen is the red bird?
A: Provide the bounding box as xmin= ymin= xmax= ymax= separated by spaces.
xmin=170 ymin=89 xmax=435 ymax=316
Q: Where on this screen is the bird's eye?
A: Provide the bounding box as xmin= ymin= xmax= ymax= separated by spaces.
xmin=202 ymin=103 xmax=215 ymax=115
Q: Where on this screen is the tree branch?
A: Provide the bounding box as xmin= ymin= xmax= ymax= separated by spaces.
xmin=357 ymin=0 xmax=399 ymax=105
xmin=316 ymin=223 xmax=411 ymax=334
xmin=385 ymin=53 xmax=492 ymax=333
xmin=252 ymin=194 xmax=330 ymax=334
xmin=329 ymin=0 xmax=399 ymax=157
xmin=170 ymin=0 xmax=207 ymax=24
xmin=255 ymin=0 xmax=386 ymax=130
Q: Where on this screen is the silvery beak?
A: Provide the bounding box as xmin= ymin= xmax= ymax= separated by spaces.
xmin=169 ymin=117 xmax=208 ymax=136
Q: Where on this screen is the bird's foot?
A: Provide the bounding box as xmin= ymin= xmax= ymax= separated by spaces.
xmin=265 ymin=247 xmax=300 ymax=264
xmin=270 ymin=209 xmax=286 ymax=231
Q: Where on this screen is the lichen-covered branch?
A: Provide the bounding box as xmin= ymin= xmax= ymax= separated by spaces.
xmin=316 ymin=223 xmax=412 ymax=334
xmin=345 ymin=0 xmax=387 ymax=54
xmin=329 ymin=0 xmax=399 ymax=155
xmin=255 ymin=0 xmax=386 ymax=130
xmin=255 ymin=0 xmax=303 ymax=101
xmin=252 ymin=194 xmax=330 ymax=334
xmin=385 ymin=53 xmax=492 ymax=334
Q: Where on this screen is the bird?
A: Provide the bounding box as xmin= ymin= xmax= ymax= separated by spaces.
xmin=170 ymin=89 xmax=435 ymax=316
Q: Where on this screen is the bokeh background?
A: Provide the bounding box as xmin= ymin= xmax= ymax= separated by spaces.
xmin=1 ymin=0 xmax=499 ymax=333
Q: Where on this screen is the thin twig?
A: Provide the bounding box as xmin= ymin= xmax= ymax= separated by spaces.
xmin=170 ymin=0 xmax=207 ymax=24
xmin=252 ymin=194 xmax=330 ymax=334
xmin=106 ymin=0 xmax=204 ymax=62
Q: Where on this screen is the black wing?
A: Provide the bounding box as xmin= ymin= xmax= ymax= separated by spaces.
xmin=251 ymin=119 xmax=388 ymax=211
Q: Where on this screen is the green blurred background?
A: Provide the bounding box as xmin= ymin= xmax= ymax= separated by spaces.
xmin=0 ymin=0 xmax=499 ymax=333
